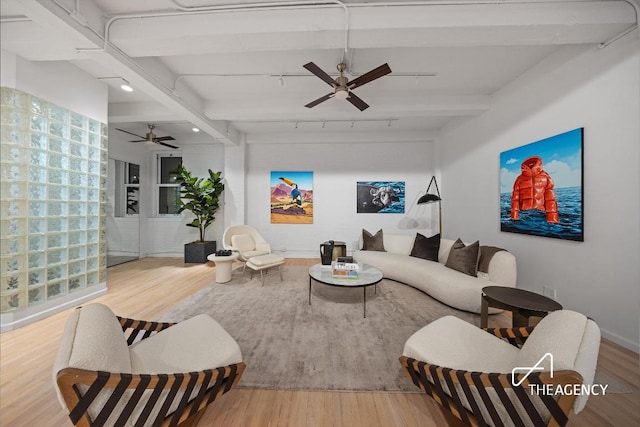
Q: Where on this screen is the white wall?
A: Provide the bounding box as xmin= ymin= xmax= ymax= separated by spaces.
xmin=223 ymin=137 xmax=247 ymax=228
xmin=1 ymin=50 xmax=108 ymax=122
xmin=108 ymin=128 xmax=227 ymax=257
xmin=245 ymin=141 xmax=437 ymax=257
xmin=106 ymin=132 xmax=149 ymax=258
xmin=438 ymin=37 xmax=640 ymax=351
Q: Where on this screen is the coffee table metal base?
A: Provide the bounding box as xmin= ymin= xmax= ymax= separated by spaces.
xmin=309 ymin=278 xmax=377 ymax=318
xmin=307 ymin=264 xmax=383 ymax=318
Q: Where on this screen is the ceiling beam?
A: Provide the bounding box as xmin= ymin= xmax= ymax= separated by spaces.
xmin=104 ymin=1 xmax=636 ymax=57
xmin=246 ymin=129 xmax=438 ymax=144
xmin=108 ymin=101 xmax=177 ymax=124
xmin=201 ymin=94 xmax=492 ymax=121
xmin=12 ymin=0 xmax=241 ymax=144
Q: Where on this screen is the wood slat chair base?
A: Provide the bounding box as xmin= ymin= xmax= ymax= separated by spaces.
xmin=399 ymin=326 xmax=583 ymax=427
xmin=55 ymin=314 xmax=245 ymax=427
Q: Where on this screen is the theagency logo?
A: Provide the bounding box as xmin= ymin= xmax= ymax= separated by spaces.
xmin=511 ymin=353 xmax=608 ymax=396
xmin=512 ymin=352 xmax=554 ymax=386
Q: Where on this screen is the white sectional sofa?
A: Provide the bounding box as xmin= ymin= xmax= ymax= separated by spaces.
xmin=353 ymin=233 xmax=517 ymax=313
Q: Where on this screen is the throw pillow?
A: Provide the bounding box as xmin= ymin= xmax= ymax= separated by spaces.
xmin=409 ymin=233 xmax=440 ymax=262
xmin=362 ymin=229 xmax=386 ymax=252
xmin=478 ymin=246 xmax=506 ymax=273
xmin=445 ymin=238 xmax=480 ymax=277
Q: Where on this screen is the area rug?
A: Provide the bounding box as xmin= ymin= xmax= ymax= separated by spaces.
xmin=157 ymin=265 xmax=632 ymax=394
xmin=158 ymin=265 xmax=479 ymax=392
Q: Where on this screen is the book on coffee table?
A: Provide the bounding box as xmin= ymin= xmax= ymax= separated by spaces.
xmin=332 ymin=269 xmax=359 ymax=279
xmin=331 ymin=260 xmax=360 ymax=279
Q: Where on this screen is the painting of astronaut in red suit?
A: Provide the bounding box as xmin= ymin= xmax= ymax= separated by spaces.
xmin=500 ymin=128 xmax=583 ymax=241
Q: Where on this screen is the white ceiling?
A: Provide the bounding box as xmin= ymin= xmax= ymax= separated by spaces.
xmin=1 ymin=0 xmax=637 ymax=146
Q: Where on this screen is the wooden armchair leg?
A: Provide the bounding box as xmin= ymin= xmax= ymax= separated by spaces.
xmin=438 ymin=405 xmax=467 ymax=427
xmin=178 ymin=408 xmax=207 ymax=427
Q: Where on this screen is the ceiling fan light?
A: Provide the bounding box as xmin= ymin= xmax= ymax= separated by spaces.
xmin=335 ymin=88 xmax=349 ymax=100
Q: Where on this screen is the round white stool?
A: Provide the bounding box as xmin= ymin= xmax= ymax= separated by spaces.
xmin=207 ymin=253 xmax=239 ymax=283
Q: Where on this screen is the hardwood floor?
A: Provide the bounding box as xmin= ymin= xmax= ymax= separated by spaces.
xmin=0 ymin=258 xmax=638 ymax=426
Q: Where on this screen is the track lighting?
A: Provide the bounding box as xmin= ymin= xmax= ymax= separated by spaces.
xmin=98 ymin=76 xmax=133 ymax=92
xmin=120 ymin=81 xmax=133 ymax=92
xmin=285 ymin=119 xmax=398 ymax=128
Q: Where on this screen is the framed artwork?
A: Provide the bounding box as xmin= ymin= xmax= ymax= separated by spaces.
xmin=500 ymin=128 xmax=584 ymax=241
xmin=270 ymin=171 xmax=313 ymax=224
xmin=357 ymin=181 xmax=405 ymax=213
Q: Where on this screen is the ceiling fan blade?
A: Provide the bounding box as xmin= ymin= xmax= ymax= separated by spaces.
xmin=153 ymin=136 xmax=176 ymax=142
xmin=303 ymin=62 xmax=336 ymax=87
xmin=346 ymin=92 xmax=370 ymax=111
xmin=305 ymin=93 xmax=334 ymax=108
xmin=348 ymin=63 xmax=392 ymax=90
xmin=128 ymin=139 xmax=146 ymax=143
xmin=157 ymin=141 xmax=179 ymax=149
xmin=117 ymin=128 xmax=146 ymax=139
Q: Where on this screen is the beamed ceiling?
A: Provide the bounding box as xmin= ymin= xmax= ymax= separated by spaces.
xmin=1 ymin=0 xmax=637 ymax=146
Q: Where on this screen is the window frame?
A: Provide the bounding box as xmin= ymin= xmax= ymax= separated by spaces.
xmin=154 ymin=151 xmax=182 ymax=217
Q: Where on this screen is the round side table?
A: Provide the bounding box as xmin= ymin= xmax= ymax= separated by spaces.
xmin=207 ymin=253 xmax=239 ymax=283
xmin=481 ymin=286 xmax=563 ymax=328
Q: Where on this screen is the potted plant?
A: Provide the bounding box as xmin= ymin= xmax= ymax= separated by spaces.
xmin=174 ymin=165 xmax=224 ymax=263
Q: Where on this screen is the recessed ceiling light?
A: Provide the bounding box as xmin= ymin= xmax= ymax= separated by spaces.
xmin=192 ymin=127 xmax=200 ymax=132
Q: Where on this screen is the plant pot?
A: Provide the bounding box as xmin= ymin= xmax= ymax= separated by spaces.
xmin=184 ymin=241 xmax=217 ymax=263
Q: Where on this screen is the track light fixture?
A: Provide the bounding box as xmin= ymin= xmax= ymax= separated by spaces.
xmin=120 ymin=81 xmax=133 ymax=92
xmin=286 ymin=119 xmax=398 ymax=129
xmin=98 ymin=76 xmax=133 ymax=92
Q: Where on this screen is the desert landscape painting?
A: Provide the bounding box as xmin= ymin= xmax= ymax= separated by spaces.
xmin=270 ymin=171 xmax=313 ymax=224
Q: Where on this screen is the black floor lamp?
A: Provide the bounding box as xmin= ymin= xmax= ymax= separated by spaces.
xmin=417 ymin=176 xmax=442 ymax=233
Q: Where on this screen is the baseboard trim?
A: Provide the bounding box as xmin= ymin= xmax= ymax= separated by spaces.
xmin=600 ymin=328 xmax=639 ymax=353
xmin=0 ymin=284 xmax=107 ymax=333
xmin=147 ymin=252 xmax=183 ymax=258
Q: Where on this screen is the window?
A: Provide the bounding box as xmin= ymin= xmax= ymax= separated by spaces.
xmin=112 ymin=160 xmax=140 ymax=216
xmin=126 ymin=163 xmax=140 ymax=215
xmin=156 ymin=153 xmax=182 ymax=215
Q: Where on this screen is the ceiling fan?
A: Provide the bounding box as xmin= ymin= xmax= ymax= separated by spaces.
xmin=115 ymin=124 xmax=178 ymax=149
xmin=303 ymin=61 xmax=392 ymax=111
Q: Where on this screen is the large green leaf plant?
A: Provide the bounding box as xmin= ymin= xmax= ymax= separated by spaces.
xmin=174 ymin=165 xmax=224 ymax=242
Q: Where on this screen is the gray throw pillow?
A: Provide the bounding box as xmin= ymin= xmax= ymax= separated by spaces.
xmin=410 ymin=233 xmax=440 ymax=262
xmin=445 ymin=238 xmax=480 ymax=277
xmin=362 ymin=229 xmax=386 ymax=251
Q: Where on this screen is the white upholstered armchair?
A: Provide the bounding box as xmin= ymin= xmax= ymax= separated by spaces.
xmin=53 ymin=303 xmax=245 ymax=427
xmin=222 ymin=225 xmax=271 ymax=270
xmin=400 ymin=310 xmax=601 ymax=427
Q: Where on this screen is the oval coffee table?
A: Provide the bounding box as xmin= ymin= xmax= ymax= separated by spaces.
xmin=481 ymin=285 xmax=563 ymax=328
xmin=308 ymin=263 xmax=383 ymax=318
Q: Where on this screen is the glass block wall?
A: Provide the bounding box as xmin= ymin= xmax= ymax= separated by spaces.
xmin=0 ymin=87 xmax=107 ymax=313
